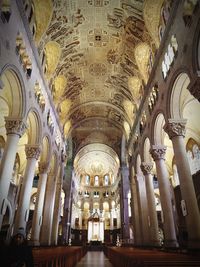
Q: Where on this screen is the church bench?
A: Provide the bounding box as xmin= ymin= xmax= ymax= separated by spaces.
xmin=32 ymin=246 xmax=86 ymax=267
xmin=105 ymin=247 xmax=200 ymax=267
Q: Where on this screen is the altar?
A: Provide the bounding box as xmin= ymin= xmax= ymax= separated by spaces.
xmin=87 ymin=211 xmax=104 ymax=242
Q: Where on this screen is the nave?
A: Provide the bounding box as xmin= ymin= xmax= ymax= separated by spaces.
xmin=75 ymin=251 xmax=113 ymax=267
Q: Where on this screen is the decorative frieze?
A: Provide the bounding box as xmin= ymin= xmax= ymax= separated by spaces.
xmin=5 ymin=117 xmax=26 ymax=137
xmin=25 ymin=145 xmax=41 ymax=160
xmin=164 ymin=119 xmax=186 ymax=139
xmin=141 ymin=162 xmax=153 ymax=175
xmin=150 ymin=145 xmax=166 ymax=161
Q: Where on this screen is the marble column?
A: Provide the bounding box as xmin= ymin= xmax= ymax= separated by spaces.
xmin=0 ymin=117 xmax=26 ymax=229
xmin=14 ymin=144 xmax=41 ymax=234
xmin=136 ymin=174 xmax=150 ymax=245
xmin=129 ymin=176 xmax=142 ymax=245
xmin=51 ymin=152 xmax=66 ymax=245
xmin=30 ymin=162 xmax=49 ymax=245
xmin=164 ymin=119 xmax=200 ymax=248
xmin=120 ymin=166 xmax=130 ymax=240
xmin=51 ymin=177 xmax=62 ymax=245
xmin=141 ymin=162 xmax=160 ymax=246
xmin=150 ymin=145 xmax=178 ymax=248
xmin=40 ymin=171 xmax=57 ymax=245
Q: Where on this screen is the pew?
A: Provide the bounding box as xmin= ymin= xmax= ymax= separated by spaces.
xmin=105 ymin=247 xmax=200 ymax=267
xmin=32 ymin=246 xmax=86 ymax=267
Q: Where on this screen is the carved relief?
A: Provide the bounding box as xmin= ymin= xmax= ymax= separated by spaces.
xmin=38 ymin=162 xmax=50 ymax=174
xmin=164 ymin=119 xmax=187 ymax=139
xmin=25 ymin=145 xmax=41 ymax=160
xmin=150 ymin=145 xmax=167 ymax=161
xmin=141 ymin=162 xmax=153 ymax=175
xmin=5 ymin=118 xmax=26 ymax=137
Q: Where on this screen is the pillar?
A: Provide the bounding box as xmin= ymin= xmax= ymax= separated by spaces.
xmin=150 ymin=145 xmax=178 ymax=248
xmin=51 ymin=177 xmax=62 ymax=245
xmin=14 ymin=144 xmax=41 ymax=234
xmin=129 ymin=176 xmax=143 ymax=245
xmin=0 ymin=117 xmax=26 ymax=229
xmin=141 ymin=162 xmax=160 ymax=246
xmin=40 ymin=171 xmax=57 ymax=245
xmin=30 ymin=162 xmax=49 ymax=245
xmin=135 ymin=174 xmax=150 ymax=245
xmin=164 ymin=119 xmax=200 ymax=248
xmin=120 ymin=165 xmax=130 ymax=240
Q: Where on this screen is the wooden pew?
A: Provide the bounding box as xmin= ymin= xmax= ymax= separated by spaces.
xmin=32 ymin=246 xmax=86 ymax=267
xmin=105 ymin=247 xmax=200 ymax=267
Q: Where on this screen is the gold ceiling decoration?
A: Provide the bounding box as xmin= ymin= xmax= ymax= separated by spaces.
xmin=34 ymin=0 xmax=164 ymax=156
xmin=128 ymin=76 xmax=143 ymax=102
xmin=134 ymin=42 xmax=151 ymax=84
xmin=45 ymin=41 xmax=61 ymax=79
xmin=143 ymin=0 xmax=165 ymax=48
xmin=53 ymin=75 xmax=67 ymax=102
xmin=64 ymin=120 xmax=71 ymax=138
xmin=33 ymin=0 xmax=53 ymax=44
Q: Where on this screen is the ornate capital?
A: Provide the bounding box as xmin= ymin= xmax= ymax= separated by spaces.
xmin=164 ymin=119 xmax=187 ymax=139
xmin=5 ymin=117 xmax=26 ymax=137
xmin=150 ymin=145 xmax=166 ymax=161
xmin=38 ymin=161 xmax=49 ymax=174
xmin=25 ymin=145 xmax=41 ymax=160
xmin=141 ymin=162 xmax=153 ymax=175
xmin=187 ymin=76 xmax=200 ymax=102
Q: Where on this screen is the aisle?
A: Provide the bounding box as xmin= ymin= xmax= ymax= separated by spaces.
xmin=75 ymin=251 xmax=113 ymax=267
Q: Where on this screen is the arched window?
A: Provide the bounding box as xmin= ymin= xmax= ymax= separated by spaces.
xmin=85 ymin=174 xmax=90 ymax=185
xmin=104 ymin=174 xmax=109 ymax=185
xmin=94 ymin=175 xmax=99 ymax=186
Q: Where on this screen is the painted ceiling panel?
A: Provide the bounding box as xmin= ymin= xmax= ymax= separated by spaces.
xmin=33 ymin=0 xmax=165 ymax=156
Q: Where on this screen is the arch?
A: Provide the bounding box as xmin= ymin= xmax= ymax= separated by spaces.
xmin=168 ymin=72 xmax=200 ymax=144
xmin=169 ymin=72 xmax=191 ymax=119
xmin=136 ymin=154 xmax=142 ymax=175
xmin=40 ymin=134 xmax=51 ymax=163
xmin=0 ymin=66 xmax=26 ymax=118
xmin=143 ymin=137 xmax=152 ymax=162
xmin=63 ymin=100 xmax=133 ymax=127
xmin=153 ymin=113 xmax=166 ymax=145
xmin=25 ymin=108 xmax=42 ymax=145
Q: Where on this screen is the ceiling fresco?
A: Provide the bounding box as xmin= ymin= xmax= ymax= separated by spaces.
xmin=32 ymin=0 xmax=166 ymax=170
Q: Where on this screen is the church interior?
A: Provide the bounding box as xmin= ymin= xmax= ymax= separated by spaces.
xmin=0 ymin=0 xmax=200 ymax=266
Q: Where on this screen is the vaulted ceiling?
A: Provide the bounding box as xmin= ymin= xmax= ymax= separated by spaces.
xmin=33 ymin=0 xmax=166 ymax=163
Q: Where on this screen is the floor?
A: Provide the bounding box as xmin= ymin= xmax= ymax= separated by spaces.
xmin=75 ymin=251 xmax=113 ymax=267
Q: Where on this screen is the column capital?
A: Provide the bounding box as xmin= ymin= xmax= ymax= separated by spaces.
xmin=141 ymin=162 xmax=153 ymax=175
xmin=187 ymin=75 xmax=200 ymax=102
xmin=38 ymin=161 xmax=50 ymax=174
xmin=164 ymin=119 xmax=187 ymax=139
xmin=25 ymin=145 xmax=41 ymax=160
xmin=150 ymin=145 xmax=166 ymax=161
xmin=5 ymin=117 xmax=27 ymax=137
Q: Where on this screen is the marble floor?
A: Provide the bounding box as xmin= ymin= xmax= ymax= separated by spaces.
xmin=75 ymin=251 xmax=113 ymax=267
